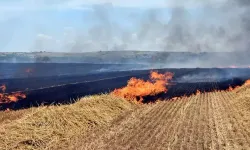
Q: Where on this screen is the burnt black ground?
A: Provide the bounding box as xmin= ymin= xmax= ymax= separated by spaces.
xmin=1 ymin=67 xmax=250 ymax=110
xmin=0 ymin=63 xmax=146 ymax=79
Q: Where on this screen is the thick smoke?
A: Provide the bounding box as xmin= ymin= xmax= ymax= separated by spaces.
xmin=237 ymin=0 xmax=250 ymax=49
xmin=38 ymin=0 xmax=247 ymax=53
xmin=23 ymin=0 xmax=250 ymax=68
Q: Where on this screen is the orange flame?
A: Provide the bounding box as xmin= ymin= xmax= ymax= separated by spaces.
xmin=112 ymin=71 xmax=173 ymax=102
xmin=0 ymin=85 xmax=26 ymax=104
xmin=196 ymin=90 xmax=201 ymax=95
xmin=225 ymin=79 xmax=250 ymax=92
xmin=228 ymin=86 xmax=234 ymax=91
xmin=244 ymin=79 xmax=250 ymax=86
xmin=0 ymin=92 xmax=26 ymax=104
xmin=7 ymin=92 xmax=26 ymax=102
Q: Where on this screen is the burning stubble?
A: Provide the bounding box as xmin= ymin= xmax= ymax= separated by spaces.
xmin=113 ymin=71 xmax=250 ymax=103
xmin=112 ymin=71 xmax=173 ymax=102
xmin=0 ymin=85 xmax=26 ymax=104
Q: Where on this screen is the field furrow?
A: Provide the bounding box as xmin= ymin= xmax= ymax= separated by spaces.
xmin=220 ymin=91 xmax=250 ymax=148
xmin=75 ymin=86 xmax=250 ymax=150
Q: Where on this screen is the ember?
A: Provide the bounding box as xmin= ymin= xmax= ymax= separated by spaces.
xmin=196 ymin=90 xmax=201 ymax=95
xmin=228 ymin=86 xmax=234 ymax=91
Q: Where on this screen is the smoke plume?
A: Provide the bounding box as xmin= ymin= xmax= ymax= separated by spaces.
xmin=2 ymin=0 xmax=249 ymax=67
xmin=40 ymin=0 xmax=248 ymax=53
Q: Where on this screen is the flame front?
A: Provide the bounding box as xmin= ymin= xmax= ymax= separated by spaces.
xmin=6 ymin=92 xmax=26 ymax=102
xmin=244 ymin=79 xmax=250 ymax=86
xmin=226 ymin=79 xmax=250 ymax=92
xmin=0 ymin=85 xmax=26 ymax=104
xmin=112 ymin=71 xmax=174 ymax=102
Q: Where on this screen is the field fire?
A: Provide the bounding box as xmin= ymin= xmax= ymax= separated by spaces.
xmin=2 ymin=0 xmax=250 ymax=148
xmin=112 ymin=71 xmax=250 ymax=103
xmin=112 ymin=71 xmax=173 ymax=102
xmin=0 ymin=68 xmax=250 ymax=110
xmin=0 ymin=85 xmax=26 ymax=104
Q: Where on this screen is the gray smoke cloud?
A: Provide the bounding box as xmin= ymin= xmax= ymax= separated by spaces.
xmin=31 ymin=0 xmax=250 ymax=54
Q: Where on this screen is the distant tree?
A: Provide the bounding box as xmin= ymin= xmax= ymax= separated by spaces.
xmin=35 ymin=56 xmax=51 ymax=63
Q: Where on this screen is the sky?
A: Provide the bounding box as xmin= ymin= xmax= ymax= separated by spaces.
xmin=0 ymin=0 xmax=247 ymax=52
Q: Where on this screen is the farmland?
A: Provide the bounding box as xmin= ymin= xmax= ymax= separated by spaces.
xmin=0 ymin=83 xmax=250 ymax=149
xmin=79 ymin=88 xmax=250 ymax=150
xmin=1 ymin=68 xmax=249 ymax=110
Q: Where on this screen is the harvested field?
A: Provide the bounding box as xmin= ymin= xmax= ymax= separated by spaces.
xmin=0 ymin=94 xmax=137 ymax=150
xmin=75 ymin=85 xmax=250 ymax=150
xmin=0 ymin=84 xmax=250 ymax=150
xmin=1 ymin=68 xmax=250 ymax=110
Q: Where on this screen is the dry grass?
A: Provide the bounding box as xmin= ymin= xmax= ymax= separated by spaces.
xmin=232 ymin=85 xmax=250 ymax=110
xmin=75 ymin=85 xmax=250 ymax=150
xmin=1 ymin=85 xmax=250 ymax=150
xmin=0 ymin=109 xmax=28 ymax=124
xmin=0 ymin=94 xmax=137 ymax=150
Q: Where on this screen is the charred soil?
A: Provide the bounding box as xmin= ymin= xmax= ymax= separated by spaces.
xmin=1 ymin=68 xmax=250 ymax=110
